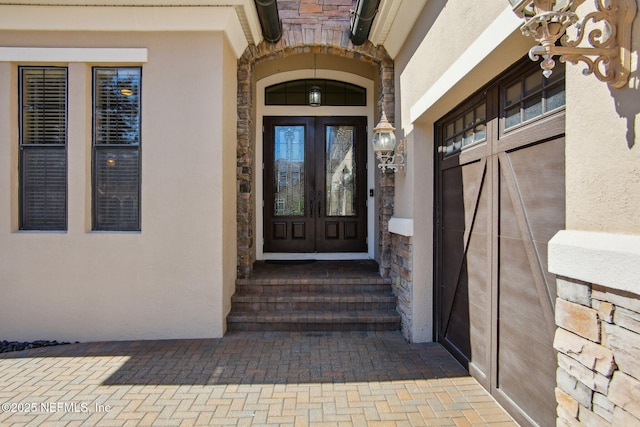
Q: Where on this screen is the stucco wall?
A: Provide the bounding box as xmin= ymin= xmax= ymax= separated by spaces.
xmin=565 ymin=4 xmax=640 ymax=233
xmin=222 ymin=35 xmax=238 ymax=330
xmin=0 ymin=31 xmax=236 ymax=341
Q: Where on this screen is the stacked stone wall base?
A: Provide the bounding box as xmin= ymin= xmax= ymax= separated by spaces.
xmin=554 ymin=276 xmax=640 ymax=426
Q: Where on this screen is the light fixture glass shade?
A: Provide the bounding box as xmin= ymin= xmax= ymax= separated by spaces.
xmin=371 ymin=111 xmax=396 ymax=153
xmin=308 ymin=86 xmax=321 ymax=107
xmin=371 ymin=131 xmax=396 ymax=153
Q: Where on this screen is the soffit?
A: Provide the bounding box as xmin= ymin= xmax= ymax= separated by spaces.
xmin=369 ymin=0 xmax=428 ymax=59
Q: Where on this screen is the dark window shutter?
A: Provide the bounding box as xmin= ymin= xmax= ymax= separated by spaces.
xmin=93 ymin=67 xmax=141 ymax=231
xmin=19 ymin=67 xmax=67 ymax=230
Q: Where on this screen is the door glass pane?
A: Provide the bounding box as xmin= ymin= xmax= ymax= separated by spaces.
xmin=505 ymin=105 xmax=521 ymax=128
xmin=524 ymin=73 xmax=542 ymax=97
xmin=524 ymin=95 xmax=543 ymax=121
xmin=463 ymin=129 xmax=474 ymax=146
xmin=546 ymin=84 xmax=566 ymax=111
xmin=274 ymin=126 xmax=305 ymax=216
xmin=326 ymin=126 xmax=356 ymax=216
xmin=505 ymin=82 xmax=521 ymax=108
xmin=445 ymin=123 xmax=454 ymax=139
xmin=464 ymin=111 xmax=474 ymax=128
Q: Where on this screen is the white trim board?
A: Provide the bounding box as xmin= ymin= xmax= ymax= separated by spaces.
xmin=389 ymin=217 xmax=413 ymax=237
xmin=409 ymin=7 xmax=522 ymax=123
xmin=0 ymin=47 xmax=148 ymax=63
xmin=549 ymin=230 xmax=640 ymax=296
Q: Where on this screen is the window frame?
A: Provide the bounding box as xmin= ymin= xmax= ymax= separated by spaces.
xmin=440 ymin=98 xmax=488 ymax=158
xmin=265 ymin=79 xmax=367 ymax=106
xmin=91 ymin=66 xmax=142 ymax=232
xmin=436 ymin=57 xmax=566 ymax=163
xmin=18 ymin=66 xmax=68 ymax=231
xmin=500 ymin=64 xmax=566 ymax=134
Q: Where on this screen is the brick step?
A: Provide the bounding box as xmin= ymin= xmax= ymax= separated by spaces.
xmin=235 ymin=280 xmax=392 ymax=294
xmin=226 ymin=310 xmax=401 ymax=332
xmin=231 ymin=292 xmax=397 ymax=312
xmin=228 ymin=261 xmax=400 ymax=333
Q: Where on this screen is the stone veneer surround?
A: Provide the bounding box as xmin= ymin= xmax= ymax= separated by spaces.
xmin=554 ymin=277 xmax=640 ymax=426
xmin=550 ymin=230 xmax=640 ymax=426
xmin=236 ymin=40 xmax=395 ymax=279
xmin=389 ymin=233 xmax=412 ymax=341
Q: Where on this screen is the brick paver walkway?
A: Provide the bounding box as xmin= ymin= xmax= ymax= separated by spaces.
xmin=0 ymin=332 xmax=517 ymax=426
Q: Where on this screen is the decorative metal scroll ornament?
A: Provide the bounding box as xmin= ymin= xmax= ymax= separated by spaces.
xmin=511 ymin=0 xmax=637 ymax=88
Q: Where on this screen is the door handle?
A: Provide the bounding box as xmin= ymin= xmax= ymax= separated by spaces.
xmin=317 ymin=191 xmax=322 ymax=217
xmin=309 ymin=192 xmax=315 ymax=218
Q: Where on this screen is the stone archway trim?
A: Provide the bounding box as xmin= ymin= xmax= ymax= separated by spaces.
xmin=236 ymin=42 xmax=395 ymax=279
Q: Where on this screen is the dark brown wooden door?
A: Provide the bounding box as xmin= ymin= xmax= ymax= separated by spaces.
xmin=435 ymin=60 xmax=565 ymax=427
xmin=263 ymin=116 xmax=367 ymax=253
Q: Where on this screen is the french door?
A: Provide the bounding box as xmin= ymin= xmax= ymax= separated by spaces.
xmin=263 ymin=116 xmax=367 ymax=253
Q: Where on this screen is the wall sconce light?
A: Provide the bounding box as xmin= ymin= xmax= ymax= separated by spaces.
xmin=309 ymin=54 xmax=321 ymax=107
xmin=509 ymin=0 xmax=636 ymax=88
xmin=372 ymin=111 xmax=405 ymax=173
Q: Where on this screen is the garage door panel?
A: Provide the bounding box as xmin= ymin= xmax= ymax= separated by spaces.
xmin=436 ymin=59 xmax=565 ymax=427
xmin=443 ymin=268 xmax=471 ymax=360
xmin=536 ymin=239 xmax=558 ymax=304
xmin=499 ymin=237 xmax=557 ymax=427
xmin=461 ymin=160 xmax=488 ymax=236
xmin=499 ymin=150 xmax=556 ymax=326
xmin=441 ymin=227 xmax=466 ymax=343
xmin=441 ymin=168 xmax=465 ymax=232
xmin=498 ymin=237 xmax=554 ymax=332
xmin=466 ymin=230 xmax=491 ymax=376
xmin=442 ymin=160 xmax=486 ymax=232
xmin=504 ymin=138 xmax=566 ymax=243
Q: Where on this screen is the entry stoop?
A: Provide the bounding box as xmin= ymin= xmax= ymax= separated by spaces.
xmin=226 ymin=260 xmax=401 ymax=332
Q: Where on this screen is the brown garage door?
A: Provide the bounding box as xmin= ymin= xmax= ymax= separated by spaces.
xmin=435 ymin=59 xmax=565 ymax=427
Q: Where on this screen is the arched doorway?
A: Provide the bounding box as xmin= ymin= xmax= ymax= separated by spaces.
xmin=256 ymin=68 xmax=375 ymax=260
xmin=236 ymin=44 xmax=395 ymax=278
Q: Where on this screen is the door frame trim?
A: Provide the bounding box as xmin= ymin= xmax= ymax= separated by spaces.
xmin=255 ymin=70 xmax=376 ymax=261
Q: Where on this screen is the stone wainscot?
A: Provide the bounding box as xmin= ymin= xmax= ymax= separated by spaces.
xmin=550 ymin=231 xmax=640 ymax=426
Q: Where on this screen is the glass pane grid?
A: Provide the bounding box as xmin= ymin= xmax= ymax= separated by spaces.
xmin=503 ymin=67 xmax=566 ymax=130
xmin=443 ymin=102 xmax=487 ymax=155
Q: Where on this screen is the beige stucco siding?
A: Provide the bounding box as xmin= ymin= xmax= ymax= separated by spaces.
xmin=222 ymin=34 xmax=238 ymax=330
xmin=565 ymin=17 xmax=640 ymax=233
xmin=0 ymin=31 xmax=236 ymax=341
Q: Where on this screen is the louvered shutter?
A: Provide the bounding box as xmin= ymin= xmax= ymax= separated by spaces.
xmin=93 ymin=68 xmax=141 ymax=231
xmin=19 ymin=67 xmax=67 ymax=230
